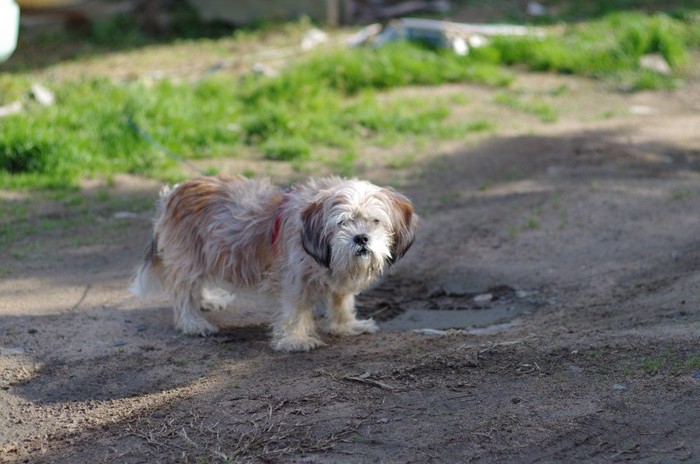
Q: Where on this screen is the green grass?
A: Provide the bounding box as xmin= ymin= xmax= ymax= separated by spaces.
xmin=1 ymin=42 xmax=510 ymax=190
xmin=1 ymin=10 xmax=698 ymax=190
xmin=641 ymin=347 xmax=700 ymax=376
xmin=483 ymin=11 xmax=697 ymax=90
xmin=494 ymin=92 xmax=559 ymax=123
xmin=543 ymin=1 xmax=700 ymax=23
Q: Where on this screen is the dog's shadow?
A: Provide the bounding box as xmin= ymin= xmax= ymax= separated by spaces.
xmin=215 ymin=324 xmax=270 ymax=344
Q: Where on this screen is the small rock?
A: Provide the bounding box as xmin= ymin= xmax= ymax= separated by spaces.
xmin=0 ymin=101 xmax=23 ymax=118
xmin=346 ymin=23 xmax=383 ymax=47
xmin=468 ymin=34 xmax=488 ymax=49
xmin=569 ymin=365 xmax=583 ymax=374
xmin=252 ymin=63 xmax=278 ymax=78
xmin=112 ymin=211 xmax=139 ymax=220
xmin=611 ymin=384 xmax=627 ymax=391
xmin=376 ymin=417 xmax=389 ymax=423
xmin=451 ymin=37 xmax=468 ymax=56
xmin=413 ymin=328 xmax=449 ymax=336
xmin=136 ymin=324 xmax=148 ymax=332
xmin=639 ymin=53 xmax=672 ymax=75
xmin=511 ymin=397 xmax=522 ymax=404
xmin=692 ymin=371 xmax=700 ymax=380
xmin=473 ymin=293 xmax=493 ymax=304
xmin=30 ymin=83 xmax=56 ymax=106
xmin=301 ymin=28 xmax=328 ymax=51
xmin=629 ymin=105 xmax=654 ymax=115
xmin=547 ymin=165 xmax=563 ymax=176
xmin=527 ymin=2 xmax=548 ymax=16
xmin=113 ymin=340 xmax=127 ymax=348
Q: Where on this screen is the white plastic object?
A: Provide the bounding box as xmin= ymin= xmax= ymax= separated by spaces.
xmin=0 ymin=0 xmax=20 ymax=63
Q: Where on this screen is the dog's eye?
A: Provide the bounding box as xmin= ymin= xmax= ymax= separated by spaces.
xmin=337 ymin=220 xmax=345 ymax=227
xmin=373 ymin=219 xmax=380 ymax=225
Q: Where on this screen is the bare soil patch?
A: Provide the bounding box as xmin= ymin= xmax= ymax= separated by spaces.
xmin=2 ymin=72 xmax=700 ymax=463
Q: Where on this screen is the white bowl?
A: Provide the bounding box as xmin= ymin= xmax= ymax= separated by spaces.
xmin=0 ymin=0 xmax=20 ymax=63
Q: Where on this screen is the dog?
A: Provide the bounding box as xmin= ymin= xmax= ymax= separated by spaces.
xmin=129 ymin=175 xmax=417 ymax=351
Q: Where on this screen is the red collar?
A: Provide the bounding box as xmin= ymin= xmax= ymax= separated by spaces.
xmin=271 ymin=196 xmax=289 ymax=251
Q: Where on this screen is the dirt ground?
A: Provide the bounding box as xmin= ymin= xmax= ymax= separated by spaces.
xmin=2 ymin=65 xmax=700 ymax=462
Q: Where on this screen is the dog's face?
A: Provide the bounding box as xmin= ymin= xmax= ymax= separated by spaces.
xmin=301 ymin=180 xmax=417 ymax=282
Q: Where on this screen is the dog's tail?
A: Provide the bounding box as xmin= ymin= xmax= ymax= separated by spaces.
xmin=129 ymin=237 xmax=164 ymax=297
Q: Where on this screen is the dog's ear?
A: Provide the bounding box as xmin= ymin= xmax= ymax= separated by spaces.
xmin=383 ymin=188 xmax=417 ymax=265
xmin=301 ymin=201 xmax=332 ymax=268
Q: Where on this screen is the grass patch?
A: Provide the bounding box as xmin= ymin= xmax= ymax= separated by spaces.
xmin=2 ymin=42 xmax=511 ymax=190
xmin=243 ymin=42 xmax=513 ymax=98
xmin=484 ymin=11 xmax=697 ymax=90
xmin=641 ymin=346 xmax=700 ymax=376
xmin=1 ymin=11 xmax=698 ymax=190
xmin=262 ymin=137 xmax=311 ymax=161
xmin=493 ymin=92 xmax=559 ymax=123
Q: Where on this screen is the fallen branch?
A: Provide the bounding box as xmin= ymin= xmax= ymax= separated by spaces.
xmin=342 ymin=373 xmax=396 ymax=391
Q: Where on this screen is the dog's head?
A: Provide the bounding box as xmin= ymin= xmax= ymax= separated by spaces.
xmin=301 ymin=179 xmax=417 ymax=282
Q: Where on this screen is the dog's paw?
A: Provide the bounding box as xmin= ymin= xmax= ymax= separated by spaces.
xmin=177 ymin=317 xmax=219 ymax=337
xmin=271 ymin=334 xmax=325 ymax=352
xmin=329 ymin=318 xmax=379 ymax=336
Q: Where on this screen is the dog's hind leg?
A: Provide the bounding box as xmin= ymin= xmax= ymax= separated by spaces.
xmin=172 ymin=280 xmax=219 ymax=336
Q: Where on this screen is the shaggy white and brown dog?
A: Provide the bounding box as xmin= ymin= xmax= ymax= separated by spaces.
xmin=129 ymin=175 xmax=417 ymax=352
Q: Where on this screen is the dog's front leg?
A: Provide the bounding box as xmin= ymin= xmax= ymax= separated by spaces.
xmin=173 ymin=281 xmax=219 ymax=336
xmin=327 ymin=293 xmax=378 ymax=336
xmin=271 ymin=291 xmax=325 ymax=352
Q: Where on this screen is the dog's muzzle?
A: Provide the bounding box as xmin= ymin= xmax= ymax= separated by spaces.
xmin=353 ymin=234 xmax=370 ymax=257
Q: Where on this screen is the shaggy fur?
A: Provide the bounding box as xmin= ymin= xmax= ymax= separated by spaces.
xmin=130 ymin=175 xmax=417 ymax=351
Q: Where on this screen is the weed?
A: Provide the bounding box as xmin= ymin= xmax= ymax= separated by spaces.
xmin=330 ymin=150 xmax=358 ymax=177
xmin=642 ymin=356 xmax=663 ymax=375
xmin=436 ymin=119 xmax=495 ymax=139
xmin=522 ymin=218 xmax=540 ymax=230
xmin=671 ymin=187 xmax=692 ymax=200
xmin=262 ymin=137 xmax=311 ymax=161
xmin=493 ymin=92 xmax=559 ymax=123
xmin=202 ymin=166 xmax=220 ymax=176
xmin=548 ymin=84 xmax=570 ymax=96
xmin=439 ymin=191 xmax=460 ymax=205
xmin=96 ymin=190 xmax=111 ymax=202
xmin=640 ymin=346 xmax=698 ymax=376
xmin=387 ymin=151 xmax=416 ymax=170
xmin=559 ymin=210 xmax=569 ymax=229
xmin=684 ymin=354 xmax=700 ymax=370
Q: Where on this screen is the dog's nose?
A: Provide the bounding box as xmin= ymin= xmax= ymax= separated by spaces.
xmin=353 ymin=234 xmax=369 ymax=245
